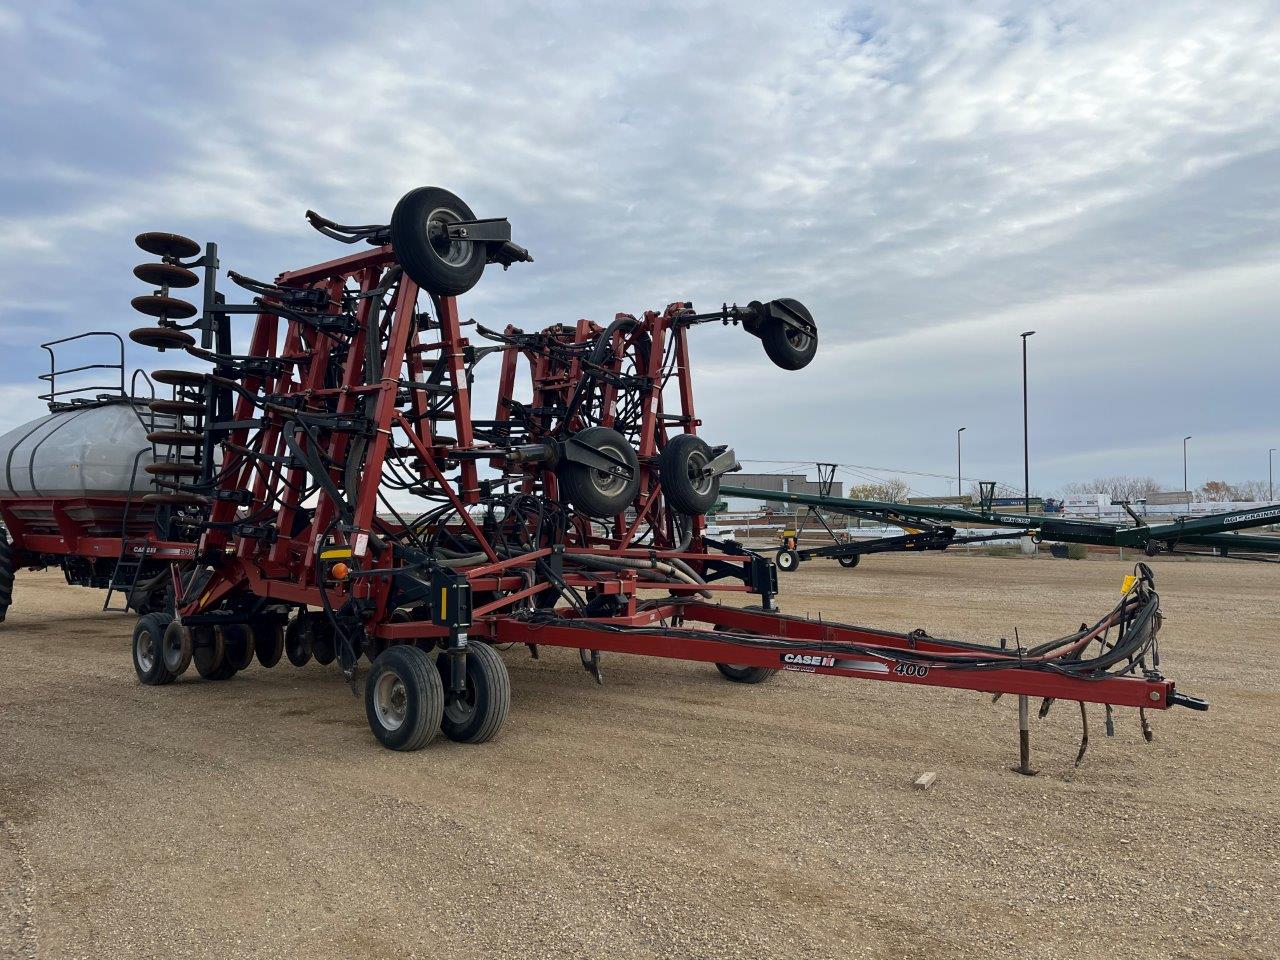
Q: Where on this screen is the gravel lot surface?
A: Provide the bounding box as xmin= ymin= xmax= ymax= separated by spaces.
xmin=1 ymin=555 xmax=1277 ymax=959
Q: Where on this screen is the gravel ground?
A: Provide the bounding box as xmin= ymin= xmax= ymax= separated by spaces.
xmin=1 ymin=554 xmax=1277 ymax=959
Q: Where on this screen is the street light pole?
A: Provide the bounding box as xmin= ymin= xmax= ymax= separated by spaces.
xmin=1020 ymin=331 xmax=1035 ymax=515
xmin=1183 ymin=436 xmax=1192 ymax=500
xmin=956 ymin=426 xmax=966 ymax=500
xmin=1270 ymin=448 xmax=1275 ymax=503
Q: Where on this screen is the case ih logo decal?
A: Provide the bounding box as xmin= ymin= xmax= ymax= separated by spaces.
xmin=781 ymin=652 xmax=835 ymax=669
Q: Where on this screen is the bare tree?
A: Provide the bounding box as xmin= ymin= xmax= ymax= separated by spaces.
xmin=1198 ymin=480 xmax=1239 ymax=502
xmin=1059 ymin=476 xmax=1164 ymax=501
xmin=847 ymin=477 xmax=910 ymax=502
xmin=1230 ymin=480 xmax=1270 ymax=502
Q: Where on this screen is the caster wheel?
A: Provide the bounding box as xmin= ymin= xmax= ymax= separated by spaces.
xmin=435 ymin=642 xmax=510 ymax=744
xmin=775 ymin=548 xmax=800 ymax=573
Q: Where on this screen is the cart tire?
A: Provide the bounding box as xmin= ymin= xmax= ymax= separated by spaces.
xmin=557 ymin=426 xmax=640 ymax=518
xmin=253 ymin=620 xmax=285 ymax=667
xmin=775 ymin=548 xmax=800 ymax=572
xmin=192 ymin=626 xmax=235 ymax=680
xmin=659 ymin=434 xmax=720 ymax=516
xmin=1143 ymin=541 xmax=1161 ymax=558
xmin=390 ymin=187 xmax=486 ymax=297
xmin=0 ymin=530 xmax=13 ymax=623
xmin=715 ymin=662 xmax=778 ymax=684
xmin=132 ymin=613 xmax=176 ymax=685
xmin=160 ymin=620 xmax=193 ymax=676
xmin=712 ymin=608 xmax=780 ymax=684
xmin=285 ymin=615 xmax=312 ymax=667
xmin=365 ymin=645 xmax=445 ymax=751
xmin=760 ymin=298 xmax=818 ymax=370
xmin=435 ymin=642 xmax=510 ymax=744
xmin=837 ymin=555 xmax=860 ymax=569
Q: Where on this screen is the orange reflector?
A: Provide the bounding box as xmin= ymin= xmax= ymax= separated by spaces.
xmin=331 ymin=561 xmax=350 ymax=581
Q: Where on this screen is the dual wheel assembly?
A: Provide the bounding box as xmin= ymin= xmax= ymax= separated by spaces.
xmin=131 ymin=611 xmax=512 ymax=750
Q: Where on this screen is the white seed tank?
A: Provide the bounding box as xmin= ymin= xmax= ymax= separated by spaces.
xmin=0 ymin=401 xmax=162 ymax=498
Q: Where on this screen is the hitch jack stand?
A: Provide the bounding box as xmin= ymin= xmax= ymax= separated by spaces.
xmin=1012 ymin=695 xmax=1038 ymax=776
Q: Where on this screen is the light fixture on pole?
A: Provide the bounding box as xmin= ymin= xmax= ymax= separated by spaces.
xmin=1183 ymin=436 xmax=1192 ymax=499
xmin=1020 ymin=331 xmax=1035 ymax=515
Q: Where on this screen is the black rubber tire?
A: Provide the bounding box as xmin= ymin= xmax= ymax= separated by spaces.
xmin=659 ymin=434 xmax=720 ymax=516
xmin=160 ymin=620 xmax=193 ymax=676
xmin=760 ymin=298 xmax=818 ymax=370
xmin=775 ymin=548 xmax=800 ymax=573
xmin=132 ymin=612 xmax=177 ymax=685
xmin=220 ymin=624 xmax=255 ymax=671
xmin=837 ymin=555 xmax=860 ymax=569
xmin=365 ymin=645 xmax=445 ymax=751
xmin=557 ymin=426 xmax=640 ymax=518
xmin=713 ymin=605 xmax=780 ymax=684
xmin=310 ymin=619 xmax=336 ymax=666
xmin=285 ymin=615 xmax=312 ymax=667
xmin=1144 ymin=541 xmax=1161 ymax=558
xmin=0 ymin=529 xmax=13 ymax=623
xmin=192 ymin=626 xmax=235 ymax=681
xmin=715 ymin=663 xmax=779 ymax=684
xmin=435 ymin=642 xmax=511 ymax=744
xmin=390 ymin=187 xmax=486 ymax=297
xmin=253 ymin=620 xmax=285 ymax=667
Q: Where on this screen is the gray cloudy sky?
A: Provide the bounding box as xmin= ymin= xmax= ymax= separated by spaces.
xmin=1 ymin=0 xmax=1277 ymax=498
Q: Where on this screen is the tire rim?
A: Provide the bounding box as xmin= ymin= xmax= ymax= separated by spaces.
xmin=779 ymin=552 xmax=795 ymax=569
xmin=426 ymin=207 xmax=476 ymax=268
xmin=684 ymin=449 xmax=712 ymax=495
xmin=589 ymin=442 xmax=630 ymax=497
xmin=785 ymin=326 xmax=812 ymax=351
xmin=373 ymin=672 xmax=408 ymax=732
xmin=445 ymin=683 xmax=477 ymax=725
xmin=136 ymin=630 xmax=156 ymax=672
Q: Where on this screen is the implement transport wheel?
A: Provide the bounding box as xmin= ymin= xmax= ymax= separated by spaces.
xmin=659 ymin=434 xmax=720 ymax=516
xmin=285 ymin=615 xmax=312 ymax=667
xmin=133 ymin=613 xmax=177 ymax=685
xmin=435 ymin=642 xmax=511 ymax=744
xmin=557 ymin=426 xmax=640 ymax=518
xmin=252 ymin=620 xmax=285 ymax=668
xmin=390 ymin=187 xmax=486 ymax=297
xmin=0 ymin=529 xmax=13 ymax=623
xmin=837 ymin=554 xmax=860 ymax=569
xmin=160 ymin=620 xmax=193 ymax=676
xmin=220 ymin=624 xmax=255 ymax=671
xmin=713 ymin=607 xmax=780 ymax=684
xmin=365 ymin=645 xmax=445 ymax=751
xmin=775 ymin=548 xmax=800 ymax=573
xmin=192 ymin=626 xmax=235 ymax=681
xmin=760 ymin=298 xmax=818 ymax=370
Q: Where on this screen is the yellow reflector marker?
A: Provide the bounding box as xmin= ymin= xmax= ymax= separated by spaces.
xmin=320 ymin=548 xmax=353 ymax=560
xmin=440 ymin=587 xmax=448 ymax=619
xmin=1120 ymin=574 xmax=1138 ymax=594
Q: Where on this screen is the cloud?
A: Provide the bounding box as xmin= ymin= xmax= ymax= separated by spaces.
xmin=1 ymin=0 xmax=1277 ymax=494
